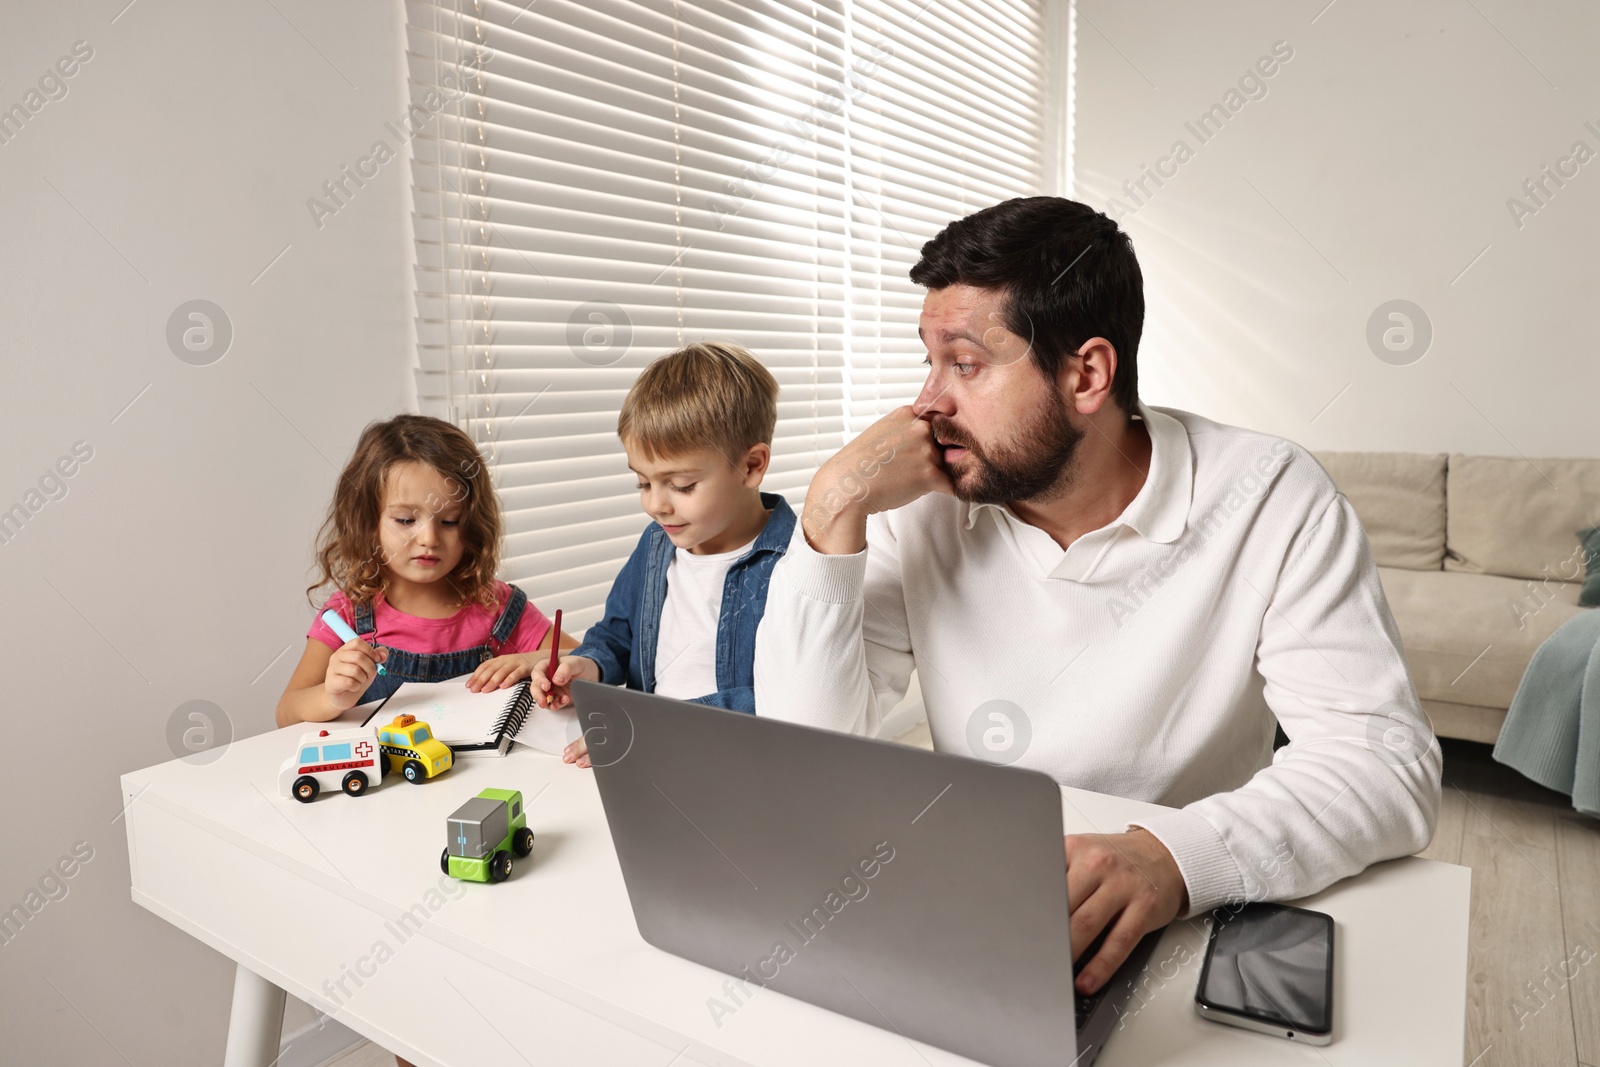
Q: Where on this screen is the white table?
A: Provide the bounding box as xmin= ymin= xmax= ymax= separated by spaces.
xmin=122 ymin=713 xmax=1471 ymax=1067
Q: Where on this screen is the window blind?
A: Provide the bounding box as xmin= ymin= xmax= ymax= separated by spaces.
xmin=407 ymin=0 xmax=1046 ymax=630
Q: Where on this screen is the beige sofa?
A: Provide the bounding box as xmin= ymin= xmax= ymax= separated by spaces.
xmin=1313 ymin=452 xmax=1600 ymax=743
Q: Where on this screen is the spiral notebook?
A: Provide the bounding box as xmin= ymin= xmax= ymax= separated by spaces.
xmin=358 ymin=677 xmax=577 ymax=758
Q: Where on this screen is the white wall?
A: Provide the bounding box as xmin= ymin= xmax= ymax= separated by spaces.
xmin=1073 ymin=0 xmax=1599 ymax=457
xmin=2 ymin=1 xmax=1593 ymax=1062
xmin=0 ymin=2 xmax=413 ymax=1063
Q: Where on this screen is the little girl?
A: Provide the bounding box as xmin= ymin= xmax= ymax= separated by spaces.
xmin=276 ymin=414 xmax=571 ymax=729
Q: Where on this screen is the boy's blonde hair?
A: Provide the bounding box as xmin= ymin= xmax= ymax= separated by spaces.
xmin=617 ymin=342 xmax=779 ymax=464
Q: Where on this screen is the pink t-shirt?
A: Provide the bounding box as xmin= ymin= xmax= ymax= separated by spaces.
xmin=308 ymin=581 xmax=551 ymax=659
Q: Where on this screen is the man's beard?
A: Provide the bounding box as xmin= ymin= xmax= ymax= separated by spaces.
xmin=930 ymin=392 xmax=1085 ymax=505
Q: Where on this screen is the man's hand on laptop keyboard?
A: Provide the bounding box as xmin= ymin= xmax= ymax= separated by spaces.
xmin=1064 ymin=828 xmax=1187 ymax=995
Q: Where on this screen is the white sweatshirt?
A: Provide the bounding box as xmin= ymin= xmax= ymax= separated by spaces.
xmin=753 ymin=403 xmax=1441 ymax=917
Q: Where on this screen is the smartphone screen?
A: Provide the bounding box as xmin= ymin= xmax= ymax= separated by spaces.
xmin=1196 ymin=902 xmax=1334 ymax=1037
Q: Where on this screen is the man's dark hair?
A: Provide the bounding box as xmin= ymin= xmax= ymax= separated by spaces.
xmin=909 ymin=197 xmax=1144 ymax=421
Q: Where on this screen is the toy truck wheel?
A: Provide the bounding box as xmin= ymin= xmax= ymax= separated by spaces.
xmin=403 ymin=759 xmax=426 ymax=783
xmin=441 ymin=848 xmax=451 ymax=876
xmin=489 ymin=850 xmax=512 ymax=883
xmin=292 ymin=776 xmax=319 ymax=803
xmin=342 ymin=771 xmax=369 ymax=797
xmin=513 ymin=827 xmax=535 ymax=857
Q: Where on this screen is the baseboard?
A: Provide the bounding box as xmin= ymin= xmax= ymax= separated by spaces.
xmin=276 ymin=1013 xmax=367 ymax=1067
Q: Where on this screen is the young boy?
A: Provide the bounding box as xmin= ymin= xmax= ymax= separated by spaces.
xmin=534 ymin=341 xmax=795 ymax=766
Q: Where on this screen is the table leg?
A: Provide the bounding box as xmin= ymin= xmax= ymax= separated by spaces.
xmin=221 ymin=962 xmax=287 ymax=1067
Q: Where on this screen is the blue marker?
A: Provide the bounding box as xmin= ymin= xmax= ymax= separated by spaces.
xmin=321 ymin=609 xmax=387 ymax=675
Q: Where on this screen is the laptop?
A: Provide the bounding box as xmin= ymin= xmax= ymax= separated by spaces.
xmin=572 ymin=681 xmax=1162 ymax=1067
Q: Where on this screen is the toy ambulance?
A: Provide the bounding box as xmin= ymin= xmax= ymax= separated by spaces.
xmin=379 ymin=713 xmax=454 ymax=783
xmin=441 ymin=788 xmax=535 ymax=883
xmin=280 ymin=726 xmax=383 ymax=803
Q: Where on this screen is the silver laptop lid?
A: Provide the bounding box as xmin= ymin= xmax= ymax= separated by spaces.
xmin=573 ymin=681 xmax=1079 ymax=1067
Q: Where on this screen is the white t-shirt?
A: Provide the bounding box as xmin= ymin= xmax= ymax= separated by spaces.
xmin=653 ymin=538 xmax=756 ymax=701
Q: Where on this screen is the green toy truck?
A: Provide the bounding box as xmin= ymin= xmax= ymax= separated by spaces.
xmin=440 ymin=788 xmax=535 ymax=883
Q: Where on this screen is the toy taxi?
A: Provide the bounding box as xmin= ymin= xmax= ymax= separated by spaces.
xmin=279 ymin=726 xmax=383 ymax=803
xmin=379 ymin=713 xmax=453 ymax=783
xmin=441 ymin=788 xmax=535 ymax=883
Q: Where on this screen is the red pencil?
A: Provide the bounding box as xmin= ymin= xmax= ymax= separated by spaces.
xmin=547 ymin=609 xmax=563 ymax=697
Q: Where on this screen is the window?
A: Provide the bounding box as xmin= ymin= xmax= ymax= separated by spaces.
xmin=408 ymin=0 xmax=1048 ymax=630
xmin=379 ymin=731 xmax=392 ymax=744
xmin=323 ymin=743 xmax=352 ymax=761
xmin=413 ymin=727 xmax=433 ymax=743
xmin=512 ymin=800 xmax=521 ymax=818
xmin=299 ymin=747 xmax=319 ymax=764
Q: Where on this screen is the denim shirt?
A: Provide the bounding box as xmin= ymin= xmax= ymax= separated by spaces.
xmin=572 ymin=492 xmax=796 ymax=714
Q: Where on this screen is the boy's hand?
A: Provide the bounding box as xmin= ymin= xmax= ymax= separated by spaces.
xmin=324 ymin=639 xmax=388 ymax=708
xmin=467 ymin=652 xmax=535 ymax=692
xmin=534 ymin=654 xmax=600 ymax=710
xmin=562 ymin=734 xmax=591 ymax=769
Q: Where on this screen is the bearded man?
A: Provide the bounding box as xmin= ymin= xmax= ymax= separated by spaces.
xmin=753 ymin=196 xmax=1441 ymax=995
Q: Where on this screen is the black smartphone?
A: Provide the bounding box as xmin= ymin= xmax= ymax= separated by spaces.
xmin=1194 ymin=901 xmax=1334 ymax=1045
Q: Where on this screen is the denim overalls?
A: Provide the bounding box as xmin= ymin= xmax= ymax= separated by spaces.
xmin=352 ymin=585 xmax=529 ymax=704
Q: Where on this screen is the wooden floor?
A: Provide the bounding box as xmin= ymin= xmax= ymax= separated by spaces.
xmin=325 ymin=729 xmax=1600 ymax=1067
xmin=1420 ymin=737 xmax=1600 ymax=1067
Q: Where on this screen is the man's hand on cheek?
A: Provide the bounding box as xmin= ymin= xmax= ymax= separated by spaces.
xmin=1064 ymin=827 xmax=1187 ymax=995
xmin=802 ymin=405 xmax=954 ymax=553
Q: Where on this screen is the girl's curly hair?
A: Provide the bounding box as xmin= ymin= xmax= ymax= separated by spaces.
xmin=307 ymin=415 xmax=501 ymax=612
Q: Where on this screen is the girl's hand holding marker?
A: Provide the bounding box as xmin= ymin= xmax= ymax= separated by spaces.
xmin=319 ymin=609 xmax=390 ymax=708
xmin=320 ymin=610 xmax=387 ymax=675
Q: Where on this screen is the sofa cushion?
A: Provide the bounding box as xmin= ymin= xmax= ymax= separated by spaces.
xmin=1378 ymin=566 xmax=1589 ymax=709
xmin=1313 ymin=451 xmax=1447 ymax=570
xmin=1444 ymin=454 xmax=1600 ymax=582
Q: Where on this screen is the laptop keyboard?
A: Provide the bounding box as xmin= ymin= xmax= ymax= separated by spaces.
xmin=1074 ymin=985 xmax=1106 ymax=1031
xmin=1072 ymin=926 xmax=1114 ymax=1031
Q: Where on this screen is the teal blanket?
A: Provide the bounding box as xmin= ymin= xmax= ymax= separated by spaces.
xmin=1494 ymin=607 xmax=1600 ymax=816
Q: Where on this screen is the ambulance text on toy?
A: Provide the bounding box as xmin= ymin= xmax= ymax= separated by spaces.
xmin=379 ymin=713 xmax=454 ymax=783
xmin=442 ymin=788 xmax=534 ymax=883
xmin=279 ymin=726 xmax=383 ymax=803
